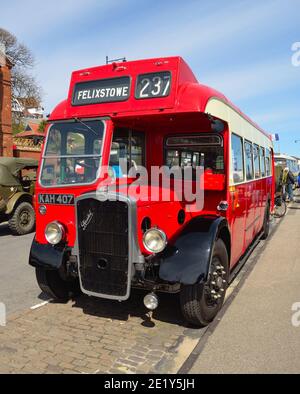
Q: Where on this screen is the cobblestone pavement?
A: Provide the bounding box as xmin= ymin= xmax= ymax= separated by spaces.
xmin=0 ymin=290 xmax=204 ymax=374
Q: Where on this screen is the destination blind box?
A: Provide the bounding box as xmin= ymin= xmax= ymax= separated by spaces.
xmin=72 ymin=71 xmax=172 ymax=106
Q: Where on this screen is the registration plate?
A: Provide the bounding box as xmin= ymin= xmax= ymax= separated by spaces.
xmin=38 ymin=194 xmax=75 ymax=205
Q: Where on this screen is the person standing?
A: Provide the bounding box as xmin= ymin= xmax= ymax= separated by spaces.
xmin=283 ymin=167 xmax=295 ymax=202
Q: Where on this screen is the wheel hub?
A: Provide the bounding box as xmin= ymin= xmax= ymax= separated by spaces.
xmin=20 ymin=210 xmax=29 ymax=226
xmin=205 ymin=260 xmax=227 ymax=305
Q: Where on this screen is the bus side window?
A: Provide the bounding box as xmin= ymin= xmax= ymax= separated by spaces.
xmin=253 ymin=144 xmax=260 ymax=179
xmin=231 ymin=134 xmax=244 ymax=183
xmin=260 ymin=147 xmax=266 ymax=177
xmin=245 ymin=141 xmax=254 ymax=181
xmin=265 ymin=149 xmax=271 ymax=176
xmin=109 ymin=129 xmax=145 ymax=177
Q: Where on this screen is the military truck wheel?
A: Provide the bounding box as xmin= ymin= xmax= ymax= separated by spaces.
xmin=180 ymin=239 xmax=229 ymax=327
xmin=36 ymin=267 xmax=80 ymax=301
xmin=9 ymin=202 xmax=35 ymax=235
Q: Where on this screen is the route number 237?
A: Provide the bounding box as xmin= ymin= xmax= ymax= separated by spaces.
xmin=136 ymin=72 xmax=171 ymax=99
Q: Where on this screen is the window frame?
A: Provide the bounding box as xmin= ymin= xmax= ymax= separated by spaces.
xmin=109 ymin=128 xmax=146 ymax=176
xmin=253 ymin=143 xmax=261 ymax=179
xmin=244 ymin=140 xmax=254 ymax=181
xmin=231 ymin=133 xmax=245 ymax=184
xmin=40 ymin=119 xmax=106 ymax=188
xmin=259 ymin=147 xmax=266 ymax=178
xmin=163 ymin=133 xmax=225 ymax=179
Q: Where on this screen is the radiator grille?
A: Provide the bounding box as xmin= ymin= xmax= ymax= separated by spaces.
xmin=77 ymin=198 xmax=129 ymax=297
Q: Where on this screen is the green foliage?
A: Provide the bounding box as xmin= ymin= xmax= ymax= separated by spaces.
xmin=38 ymin=120 xmax=47 ymax=133
xmin=12 ymin=120 xmax=25 ymax=135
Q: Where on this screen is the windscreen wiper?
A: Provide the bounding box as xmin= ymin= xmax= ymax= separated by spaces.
xmin=74 ymin=117 xmax=98 ymax=136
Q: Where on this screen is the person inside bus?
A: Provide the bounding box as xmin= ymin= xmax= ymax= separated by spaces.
xmin=282 ymin=167 xmax=295 ymax=202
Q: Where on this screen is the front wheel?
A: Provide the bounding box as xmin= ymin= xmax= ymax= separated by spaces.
xmin=180 ymin=239 xmax=229 ymax=327
xmin=36 ymin=267 xmax=80 ymax=302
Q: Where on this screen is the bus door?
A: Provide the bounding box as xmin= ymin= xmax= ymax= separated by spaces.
xmin=244 ymin=141 xmax=256 ymax=248
xmin=230 ymin=134 xmax=247 ymax=266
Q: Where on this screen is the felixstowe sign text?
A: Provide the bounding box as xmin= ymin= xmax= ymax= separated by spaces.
xmin=72 ymin=76 xmax=131 ymax=105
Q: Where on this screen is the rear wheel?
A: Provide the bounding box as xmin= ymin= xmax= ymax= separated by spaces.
xmin=274 ymin=197 xmax=287 ymax=218
xmin=36 ymin=267 xmax=80 ymax=301
xmin=261 ymin=202 xmax=270 ymax=240
xmin=9 ymin=201 xmax=35 ymax=235
xmin=180 ymin=239 xmax=229 ymax=327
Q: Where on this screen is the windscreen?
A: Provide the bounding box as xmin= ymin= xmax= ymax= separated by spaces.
xmin=40 ymin=120 xmax=105 ymax=186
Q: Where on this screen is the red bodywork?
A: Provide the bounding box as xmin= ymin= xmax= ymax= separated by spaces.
xmin=35 ymin=56 xmax=274 ymax=268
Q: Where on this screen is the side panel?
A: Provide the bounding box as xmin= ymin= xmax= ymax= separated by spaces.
xmin=159 ymin=216 xmax=229 ymax=285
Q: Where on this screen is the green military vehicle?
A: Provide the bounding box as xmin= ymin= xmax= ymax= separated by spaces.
xmin=0 ymin=157 xmax=38 ymax=235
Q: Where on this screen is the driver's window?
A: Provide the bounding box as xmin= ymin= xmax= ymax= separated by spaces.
xmin=109 ymin=129 xmax=145 ymax=178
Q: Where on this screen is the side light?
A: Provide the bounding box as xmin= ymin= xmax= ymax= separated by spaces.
xmin=39 ymin=205 xmax=47 ymax=215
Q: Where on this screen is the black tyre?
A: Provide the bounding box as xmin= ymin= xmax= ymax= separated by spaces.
xmin=9 ymin=201 xmax=35 ymax=235
xmin=36 ymin=267 xmax=80 ymax=301
xmin=180 ymin=239 xmax=229 ymax=327
xmin=261 ymin=203 xmax=270 ymax=240
xmin=274 ymin=198 xmax=287 ymax=218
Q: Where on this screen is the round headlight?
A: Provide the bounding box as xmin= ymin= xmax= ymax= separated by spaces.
xmin=143 ymin=228 xmax=167 ymax=254
xmin=45 ymin=221 xmax=65 ymax=245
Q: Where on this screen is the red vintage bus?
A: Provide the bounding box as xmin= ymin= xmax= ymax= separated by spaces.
xmin=29 ymin=57 xmax=274 ymax=327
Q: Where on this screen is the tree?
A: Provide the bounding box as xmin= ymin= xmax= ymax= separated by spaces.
xmin=0 ymin=28 xmax=42 ymax=121
xmin=38 ymin=119 xmax=47 ymax=133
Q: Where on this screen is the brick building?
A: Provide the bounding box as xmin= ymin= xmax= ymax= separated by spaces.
xmin=0 ymin=50 xmax=13 ymax=157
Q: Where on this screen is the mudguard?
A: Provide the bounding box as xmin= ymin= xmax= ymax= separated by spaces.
xmin=6 ymin=192 xmax=32 ymax=215
xmin=29 ymin=239 xmax=68 ymax=270
xmin=159 ymin=216 xmax=229 ymax=285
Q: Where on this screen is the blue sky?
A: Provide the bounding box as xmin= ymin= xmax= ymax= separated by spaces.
xmin=1 ymin=0 xmax=300 ymax=156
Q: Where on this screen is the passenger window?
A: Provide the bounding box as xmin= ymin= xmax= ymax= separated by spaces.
xmin=260 ymin=147 xmax=266 ymax=177
xmin=265 ymin=149 xmax=271 ymax=176
xmin=164 ymin=134 xmax=224 ymax=179
xmin=245 ymin=141 xmax=254 ymax=180
xmin=109 ymin=129 xmax=145 ymax=178
xmin=231 ymin=134 xmax=244 ymax=183
xmin=253 ymin=144 xmax=260 ymax=178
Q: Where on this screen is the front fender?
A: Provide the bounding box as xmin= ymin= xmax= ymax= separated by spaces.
xmin=6 ymin=192 xmax=32 ymax=215
xmin=29 ymin=239 xmax=68 ymax=270
xmin=159 ymin=216 xmax=229 ymax=285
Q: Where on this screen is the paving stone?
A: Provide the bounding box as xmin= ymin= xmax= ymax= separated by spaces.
xmin=0 ymin=294 xmax=185 ymax=374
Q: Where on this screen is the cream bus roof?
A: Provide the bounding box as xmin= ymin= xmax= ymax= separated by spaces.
xmin=205 ymin=98 xmax=273 ymax=149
